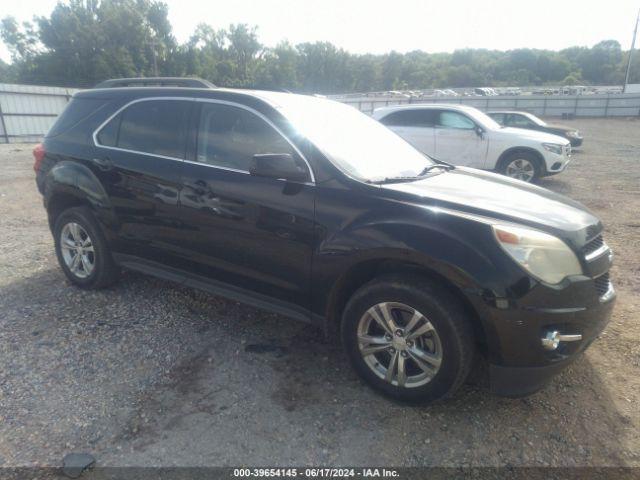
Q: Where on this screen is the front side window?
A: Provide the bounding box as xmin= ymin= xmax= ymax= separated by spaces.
xmin=97 ymin=100 xmax=192 ymax=158
xmin=437 ymin=111 xmax=476 ymax=130
xmin=196 ymin=103 xmax=300 ymax=173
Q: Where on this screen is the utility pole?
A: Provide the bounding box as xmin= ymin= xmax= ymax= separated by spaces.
xmin=146 ymin=39 xmax=160 ymax=76
xmin=623 ymin=8 xmax=640 ymax=93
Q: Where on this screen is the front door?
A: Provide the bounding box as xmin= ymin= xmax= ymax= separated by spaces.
xmin=380 ymin=109 xmax=436 ymax=156
xmin=434 ymin=110 xmax=486 ymax=167
xmin=178 ymin=101 xmax=316 ymax=313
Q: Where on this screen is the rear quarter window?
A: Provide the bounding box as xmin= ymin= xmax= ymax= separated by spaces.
xmin=46 ymin=97 xmax=110 ymax=138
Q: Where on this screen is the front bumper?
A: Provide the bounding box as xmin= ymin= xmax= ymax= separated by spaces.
xmin=543 ymin=147 xmax=572 ymax=175
xmin=568 ymin=137 xmax=583 ymax=147
xmin=469 ymin=275 xmax=615 ymax=397
xmin=490 ymin=356 xmax=579 ymax=397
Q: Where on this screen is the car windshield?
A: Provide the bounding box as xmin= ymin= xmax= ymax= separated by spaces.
xmin=274 ymin=96 xmax=435 ymax=182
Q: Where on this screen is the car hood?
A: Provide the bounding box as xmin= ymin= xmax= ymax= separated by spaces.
xmin=496 ymin=127 xmax=569 ymax=144
xmin=383 ymin=167 xmax=601 ymax=244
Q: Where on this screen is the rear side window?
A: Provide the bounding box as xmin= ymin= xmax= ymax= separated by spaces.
xmin=97 ymin=100 xmax=191 ymax=159
xmin=379 ymin=109 xmax=436 ymax=127
xmin=47 ymin=97 xmax=109 ymax=138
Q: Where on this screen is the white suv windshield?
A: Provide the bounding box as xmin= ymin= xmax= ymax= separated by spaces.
xmin=275 ymin=97 xmax=434 ymax=182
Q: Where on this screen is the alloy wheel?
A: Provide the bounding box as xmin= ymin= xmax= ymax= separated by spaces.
xmin=505 ymin=158 xmax=535 ymax=182
xmin=357 ymin=302 xmax=443 ymax=388
xmin=60 ymin=222 xmax=95 ymax=279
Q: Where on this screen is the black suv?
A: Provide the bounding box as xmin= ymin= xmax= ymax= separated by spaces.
xmin=35 ymin=80 xmax=615 ymax=403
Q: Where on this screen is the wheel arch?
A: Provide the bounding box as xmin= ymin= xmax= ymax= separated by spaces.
xmin=43 ymin=161 xmax=113 ymax=230
xmin=497 ymin=147 xmax=546 ymax=174
xmin=324 ymin=257 xmax=488 ymax=350
xmin=46 ymin=191 xmax=91 ymax=230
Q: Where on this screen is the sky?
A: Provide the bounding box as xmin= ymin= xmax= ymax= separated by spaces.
xmin=1 ymin=0 xmax=639 ymax=62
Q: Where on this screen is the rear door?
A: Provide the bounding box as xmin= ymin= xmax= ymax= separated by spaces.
xmin=378 ymin=109 xmax=436 ymax=155
xmin=93 ymin=98 xmax=192 ymax=268
xmin=434 ymin=110 xmax=486 ymax=167
xmin=177 ymin=100 xmax=316 ymax=314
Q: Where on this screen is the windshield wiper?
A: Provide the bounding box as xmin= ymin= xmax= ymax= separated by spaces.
xmin=418 ymin=164 xmax=454 ymax=175
xmin=367 ymin=176 xmax=424 ymax=184
xmin=368 ymin=165 xmax=454 ymax=184
xmin=368 ymin=163 xmax=454 ymax=185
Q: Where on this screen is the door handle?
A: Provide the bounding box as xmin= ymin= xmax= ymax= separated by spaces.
xmin=92 ymin=157 xmax=113 ymax=171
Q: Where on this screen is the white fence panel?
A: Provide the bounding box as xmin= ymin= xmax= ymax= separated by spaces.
xmin=335 ymin=92 xmax=640 ymax=118
xmin=0 ymin=83 xmax=80 ymax=143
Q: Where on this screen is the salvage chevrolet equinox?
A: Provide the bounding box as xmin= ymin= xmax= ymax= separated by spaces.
xmin=34 ymin=80 xmax=615 ymax=403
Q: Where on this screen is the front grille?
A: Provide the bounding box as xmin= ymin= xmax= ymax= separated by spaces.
xmin=594 ymin=272 xmax=610 ymax=297
xmin=582 ymin=235 xmax=604 ymax=257
xmin=564 ymin=144 xmax=572 ymax=156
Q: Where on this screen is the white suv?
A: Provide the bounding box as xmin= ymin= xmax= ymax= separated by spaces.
xmin=372 ymin=104 xmax=571 ymax=183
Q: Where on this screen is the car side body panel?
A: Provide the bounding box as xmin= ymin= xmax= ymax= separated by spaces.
xmin=310 ymin=177 xmax=526 ymax=335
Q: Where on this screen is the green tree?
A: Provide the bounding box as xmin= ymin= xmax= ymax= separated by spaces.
xmin=1 ymin=0 xmax=177 ymax=86
xmin=0 ymin=58 xmax=17 ymax=82
xmin=562 ymin=73 xmax=582 ymax=85
xmin=0 ymin=17 xmax=40 ymax=61
xmin=578 ymin=40 xmax=623 ymax=84
xmin=0 ymin=3 xmax=635 ymax=92
xmin=255 ymin=42 xmax=299 ymax=90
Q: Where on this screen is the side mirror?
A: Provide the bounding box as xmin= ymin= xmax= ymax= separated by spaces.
xmin=474 ymin=126 xmax=485 ymax=139
xmin=250 ymin=153 xmax=309 ymax=182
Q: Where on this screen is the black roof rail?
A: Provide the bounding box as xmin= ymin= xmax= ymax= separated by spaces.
xmin=93 ymin=77 xmax=216 ymax=89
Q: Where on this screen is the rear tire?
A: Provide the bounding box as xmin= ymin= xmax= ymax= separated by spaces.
xmin=53 ymin=206 xmax=120 ymax=289
xmin=499 ymin=151 xmax=542 ymax=183
xmin=341 ymin=275 xmax=474 ymax=403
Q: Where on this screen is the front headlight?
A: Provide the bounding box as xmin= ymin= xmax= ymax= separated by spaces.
xmin=492 ymin=224 xmax=582 ymax=284
xmin=542 ymin=143 xmax=563 ymax=155
xmin=565 ymin=130 xmax=579 ymax=138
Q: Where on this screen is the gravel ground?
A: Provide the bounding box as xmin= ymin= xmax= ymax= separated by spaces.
xmin=0 ymin=118 xmax=639 ymax=469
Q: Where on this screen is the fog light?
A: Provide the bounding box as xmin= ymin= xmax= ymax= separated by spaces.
xmin=551 ymin=162 xmax=562 ymax=170
xmin=541 ymin=330 xmax=582 ymax=350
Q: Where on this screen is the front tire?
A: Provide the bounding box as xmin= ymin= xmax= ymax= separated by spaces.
xmin=341 ymin=276 xmax=474 ymax=403
xmin=53 ymin=206 xmax=119 ymax=289
xmin=499 ymin=151 xmax=542 ymax=183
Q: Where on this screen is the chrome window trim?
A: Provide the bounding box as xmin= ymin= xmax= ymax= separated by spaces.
xmin=91 ymin=96 xmax=316 ymax=184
